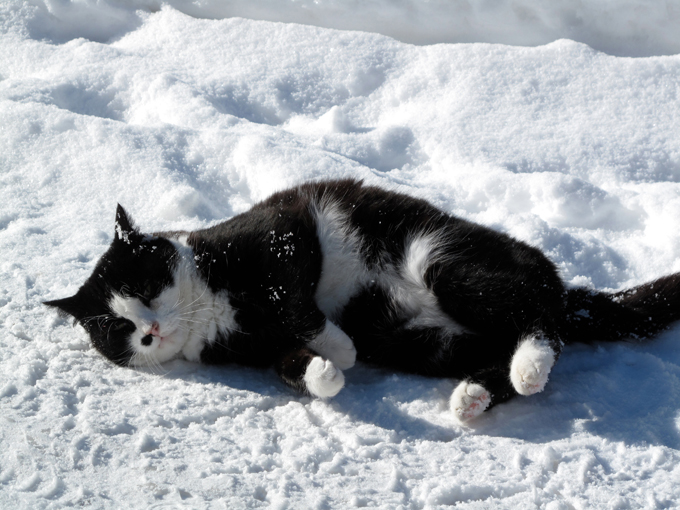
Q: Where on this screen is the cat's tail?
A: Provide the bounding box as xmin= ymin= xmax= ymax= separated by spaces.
xmin=560 ymin=273 xmax=680 ymax=345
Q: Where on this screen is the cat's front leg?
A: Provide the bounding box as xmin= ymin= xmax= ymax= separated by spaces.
xmin=307 ymin=320 xmax=357 ymax=370
xmin=276 ymin=346 xmax=345 ymax=398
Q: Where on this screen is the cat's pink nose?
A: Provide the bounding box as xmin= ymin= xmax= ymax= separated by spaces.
xmin=148 ymin=321 xmax=160 ymax=337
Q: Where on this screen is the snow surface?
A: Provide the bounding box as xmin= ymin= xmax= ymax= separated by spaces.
xmin=2 ymin=1 xmax=680 ymax=508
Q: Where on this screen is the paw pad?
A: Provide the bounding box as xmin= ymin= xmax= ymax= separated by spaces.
xmin=450 ymin=382 xmax=491 ymax=422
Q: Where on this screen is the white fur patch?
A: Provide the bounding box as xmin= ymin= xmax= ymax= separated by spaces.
xmin=303 ymin=357 xmax=345 ymax=398
xmin=109 ymin=241 xmax=237 ymax=366
xmin=312 ymin=202 xmax=368 ymax=321
xmin=307 ymin=320 xmax=356 ymax=370
xmin=510 ymin=336 xmax=555 ymax=396
xmin=386 ymin=234 xmax=466 ymax=335
xmin=450 ymin=381 xmax=490 ymax=422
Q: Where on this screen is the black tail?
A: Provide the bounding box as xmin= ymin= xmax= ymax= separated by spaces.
xmin=561 ymin=273 xmax=680 ymax=345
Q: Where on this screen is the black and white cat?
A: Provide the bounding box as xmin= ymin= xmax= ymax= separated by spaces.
xmin=45 ymin=179 xmax=680 ymax=422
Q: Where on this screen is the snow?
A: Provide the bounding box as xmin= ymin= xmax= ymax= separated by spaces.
xmin=2 ymin=1 xmax=680 ymax=508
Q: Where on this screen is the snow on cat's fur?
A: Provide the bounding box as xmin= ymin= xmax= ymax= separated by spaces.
xmin=45 ymin=179 xmax=680 ymax=422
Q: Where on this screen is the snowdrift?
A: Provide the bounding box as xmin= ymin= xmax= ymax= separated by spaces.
xmin=1 ymin=1 xmax=680 ymax=508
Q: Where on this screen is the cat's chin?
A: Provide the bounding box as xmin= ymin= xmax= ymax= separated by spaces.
xmin=129 ymin=332 xmax=189 ymax=367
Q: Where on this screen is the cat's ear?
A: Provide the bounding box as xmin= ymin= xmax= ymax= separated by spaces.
xmin=114 ymin=204 xmax=138 ymax=243
xmin=44 ymin=294 xmax=87 ymax=324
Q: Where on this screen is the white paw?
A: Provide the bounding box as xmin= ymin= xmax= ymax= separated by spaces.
xmin=450 ymin=381 xmax=491 ymax=422
xmin=308 ymin=321 xmax=357 ymax=370
xmin=510 ymin=337 xmax=555 ymax=396
xmin=322 ymin=337 xmax=357 ymax=371
xmin=304 ymin=357 xmax=345 ymax=398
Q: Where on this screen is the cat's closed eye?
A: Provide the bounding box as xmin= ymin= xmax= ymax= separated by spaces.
xmin=140 ymin=281 xmax=155 ymax=301
xmin=109 ymin=319 xmax=134 ymax=332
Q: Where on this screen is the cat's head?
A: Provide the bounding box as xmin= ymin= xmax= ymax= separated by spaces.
xmin=45 ymin=205 xmax=191 ymax=367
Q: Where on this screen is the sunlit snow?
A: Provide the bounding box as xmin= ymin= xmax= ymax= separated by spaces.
xmin=1 ymin=1 xmax=680 ymax=508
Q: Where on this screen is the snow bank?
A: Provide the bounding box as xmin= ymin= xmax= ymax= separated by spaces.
xmin=1 ymin=2 xmax=680 ymax=509
xmin=7 ymin=0 xmax=680 ymax=56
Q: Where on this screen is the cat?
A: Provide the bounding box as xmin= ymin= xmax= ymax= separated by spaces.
xmin=45 ymin=179 xmax=680 ymax=422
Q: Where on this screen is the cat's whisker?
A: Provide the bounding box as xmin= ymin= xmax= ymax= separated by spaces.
xmin=144 ymin=350 xmax=167 ymax=375
xmin=176 ymin=318 xmax=211 ymax=326
xmin=81 ymin=314 xmax=113 ymax=327
xmin=174 ymin=283 xmax=213 ymax=312
xmin=176 ymin=308 xmax=217 ymax=318
xmin=125 ymin=348 xmax=141 ymax=368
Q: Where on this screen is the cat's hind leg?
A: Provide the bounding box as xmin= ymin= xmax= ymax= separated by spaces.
xmin=449 ymin=363 xmax=514 ymax=423
xmin=509 ymin=334 xmax=557 ymax=396
xmin=307 ymin=320 xmax=357 ymax=370
xmin=451 ymin=334 xmax=560 ymax=423
xmin=276 ymin=346 xmax=345 ymax=398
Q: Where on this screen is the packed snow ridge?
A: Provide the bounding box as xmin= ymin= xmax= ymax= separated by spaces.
xmin=8 ymin=0 xmax=680 ymax=56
